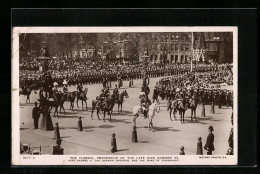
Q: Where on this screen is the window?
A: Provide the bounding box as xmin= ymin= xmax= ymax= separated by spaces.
xmin=210 ymin=43 xmax=218 ymax=51
xmin=174 ymin=44 xmax=178 ymax=51
xmin=181 ymin=44 xmax=185 ymax=51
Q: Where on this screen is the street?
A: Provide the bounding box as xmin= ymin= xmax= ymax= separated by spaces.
xmin=20 ymin=76 xmax=233 ymax=155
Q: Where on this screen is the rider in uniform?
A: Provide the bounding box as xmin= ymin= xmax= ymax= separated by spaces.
xmin=63 ymin=79 xmax=69 ymax=101
xmin=113 ymin=84 xmax=119 ymax=102
xmin=77 ymin=83 xmax=83 ymax=93
xmin=139 ymin=92 xmax=151 ymax=119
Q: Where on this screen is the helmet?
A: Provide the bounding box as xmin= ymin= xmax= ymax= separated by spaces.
xmin=53 ymin=82 xmax=58 ymax=86
xmin=176 ymin=88 xmax=181 ymax=92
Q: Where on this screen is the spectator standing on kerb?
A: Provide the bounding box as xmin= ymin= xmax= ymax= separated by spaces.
xmin=204 ymin=126 xmax=215 ymax=155
xmin=32 ymin=102 xmax=40 ymax=129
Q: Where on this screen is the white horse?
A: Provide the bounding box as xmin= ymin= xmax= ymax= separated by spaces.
xmin=130 ymin=102 xmax=160 ymax=132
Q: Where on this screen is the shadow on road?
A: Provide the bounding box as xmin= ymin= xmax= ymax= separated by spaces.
xmin=153 ymin=126 xmax=180 ymax=132
xmin=110 ymin=118 xmax=132 ymax=124
xmin=117 ymin=149 xmax=129 ymax=152
xmin=97 ymin=125 xmax=115 ymax=129
xmin=20 ymin=128 xmax=30 ymax=130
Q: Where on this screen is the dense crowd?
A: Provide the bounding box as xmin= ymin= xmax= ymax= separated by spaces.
xmin=154 ymin=70 xmax=233 ymax=108
xmin=19 ymin=57 xmax=232 ymax=91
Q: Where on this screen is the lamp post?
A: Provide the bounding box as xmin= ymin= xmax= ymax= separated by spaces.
xmin=38 ymin=43 xmax=53 ymax=73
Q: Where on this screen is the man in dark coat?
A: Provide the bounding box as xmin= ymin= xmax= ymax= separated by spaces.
xmin=111 ymin=133 xmax=117 ymax=153
xmin=32 ymin=102 xmax=40 ymax=129
xmin=204 ymin=126 xmax=215 ymax=155
xmin=152 ymin=86 xmax=159 ymax=103
xmin=228 ymin=128 xmax=233 ymax=149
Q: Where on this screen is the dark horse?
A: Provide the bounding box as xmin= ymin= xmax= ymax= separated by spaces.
xmin=187 ymin=97 xmax=198 ymax=121
xmin=168 ymin=98 xmax=188 ymax=123
xmin=102 ymin=94 xmax=116 ymax=122
xmin=64 ymin=91 xmax=77 ymax=111
xmin=76 ymin=88 xmax=88 ymax=110
xmin=19 ymin=87 xmax=32 ymax=104
xmin=48 ymin=92 xmax=66 ymax=118
xmin=177 ymin=99 xmax=188 ymax=124
xmin=115 ymin=90 xmax=129 ymax=114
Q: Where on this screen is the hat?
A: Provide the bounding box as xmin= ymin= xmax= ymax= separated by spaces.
xmin=63 ymin=79 xmax=68 ymax=85
xmin=53 ymin=82 xmax=58 ymax=86
xmin=208 ymin=126 xmax=214 ymax=131
xmin=139 ymin=92 xmax=145 ymax=96
xmin=180 ymin=146 xmax=184 ymax=150
xmin=198 ymin=137 xmax=202 ymax=141
xmin=112 ymin=133 xmax=116 ymax=137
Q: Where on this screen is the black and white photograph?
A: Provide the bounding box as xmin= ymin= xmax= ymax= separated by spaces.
xmin=12 ymin=27 xmax=237 ymax=165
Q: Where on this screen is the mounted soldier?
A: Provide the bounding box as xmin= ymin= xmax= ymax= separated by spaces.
xmin=113 ymin=84 xmax=119 ymax=102
xmin=117 ymin=71 xmax=123 ymax=88
xmin=77 ymin=82 xmax=83 ymax=93
xmin=63 ymin=79 xmax=69 ymax=101
xmin=139 ymin=92 xmax=151 ymax=119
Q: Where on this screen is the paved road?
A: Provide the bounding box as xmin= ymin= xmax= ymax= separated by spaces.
xmin=20 ymin=77 xmax=233 ymax=155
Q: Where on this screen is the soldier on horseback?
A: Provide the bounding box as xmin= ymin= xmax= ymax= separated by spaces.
xmin=63 ymin=79 xmax=69 ymax=101
xmin=77 ymin=82 xmax=83 ymax=93
xmin=113 ymin=84 xmax=119 ymax=102
xmin=51 ymin=82 xmax=59 ymax=99
xmin=117 ymin=71 xmax=123 ymax=88
xmin=139 ymin=92 xmax=151 ymax=119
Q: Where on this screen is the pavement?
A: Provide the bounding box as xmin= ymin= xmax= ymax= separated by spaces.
xmin=20 ymin=77 xmax=233 ymax=155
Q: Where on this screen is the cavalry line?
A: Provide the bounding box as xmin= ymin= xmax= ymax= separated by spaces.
xmin=20 ymin=77 xmax=232 ymax=155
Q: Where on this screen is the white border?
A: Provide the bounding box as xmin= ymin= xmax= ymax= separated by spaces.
xmin=12 ymin=27 xmax=238 ymax=165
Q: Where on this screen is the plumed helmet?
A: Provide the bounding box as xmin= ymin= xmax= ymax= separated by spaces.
xmin=53 ymin=82 xmax=58 ymax=86
xmin=63 ymin=79 xmax=68 ymax=85
xmin=176 ymin=88 xmax=181 ymax=92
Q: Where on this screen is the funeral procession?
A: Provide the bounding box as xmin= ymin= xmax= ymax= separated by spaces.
xmin=18 ymin=32 xmax=234 ymax=156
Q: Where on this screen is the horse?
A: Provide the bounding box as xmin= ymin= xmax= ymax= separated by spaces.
xmin=91 ymin=97 xmax=104 ymax=120
xmin=102 ymin=95 xmax=116 ymax=122
xmin=131 ymin=102 xmax=160 ymax=132
xmin=115 ymin=90 xmax=129 ymax=114
xmin=48 ymin=92 xmax=66 ymax=118
xmin=67 ymin=92 xmax=77 ymax=111
xmin=168 ymin=99 xmax=178 ymax=121
xmin=19 ymin=87 xmax=32 ymax=103
xmin=187 ymin=97 xmax=197 ymax=121
xmin=177 ymin=99 xmax=188 ymax=124
xmin=76 ymin=88 xmax=88 ymax=110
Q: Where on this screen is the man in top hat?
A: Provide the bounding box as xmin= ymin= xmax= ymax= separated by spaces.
xmin=32 ymin=102 xmax=41 ymax=129
xmin=204 ymin=126 xmax=215 ymax=155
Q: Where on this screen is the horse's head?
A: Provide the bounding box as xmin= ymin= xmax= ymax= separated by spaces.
xmin=150 ymin=103 xmax=160 ymax=113
xmin=123 ymin=90 xmax=129 ymax=98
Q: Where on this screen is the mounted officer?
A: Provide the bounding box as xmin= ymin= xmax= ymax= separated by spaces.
xmin=139 ymin=92 xmax=151 ymax=119
xmin=77 ymin=82 xmax=83 ymax=93
xmin=113 ymin=84 xmax=119 ymax=102
xmin=117 ymin=70 xmax=123 ymax=88
xmin=63 ymin=79 xmax=69 ymax=101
